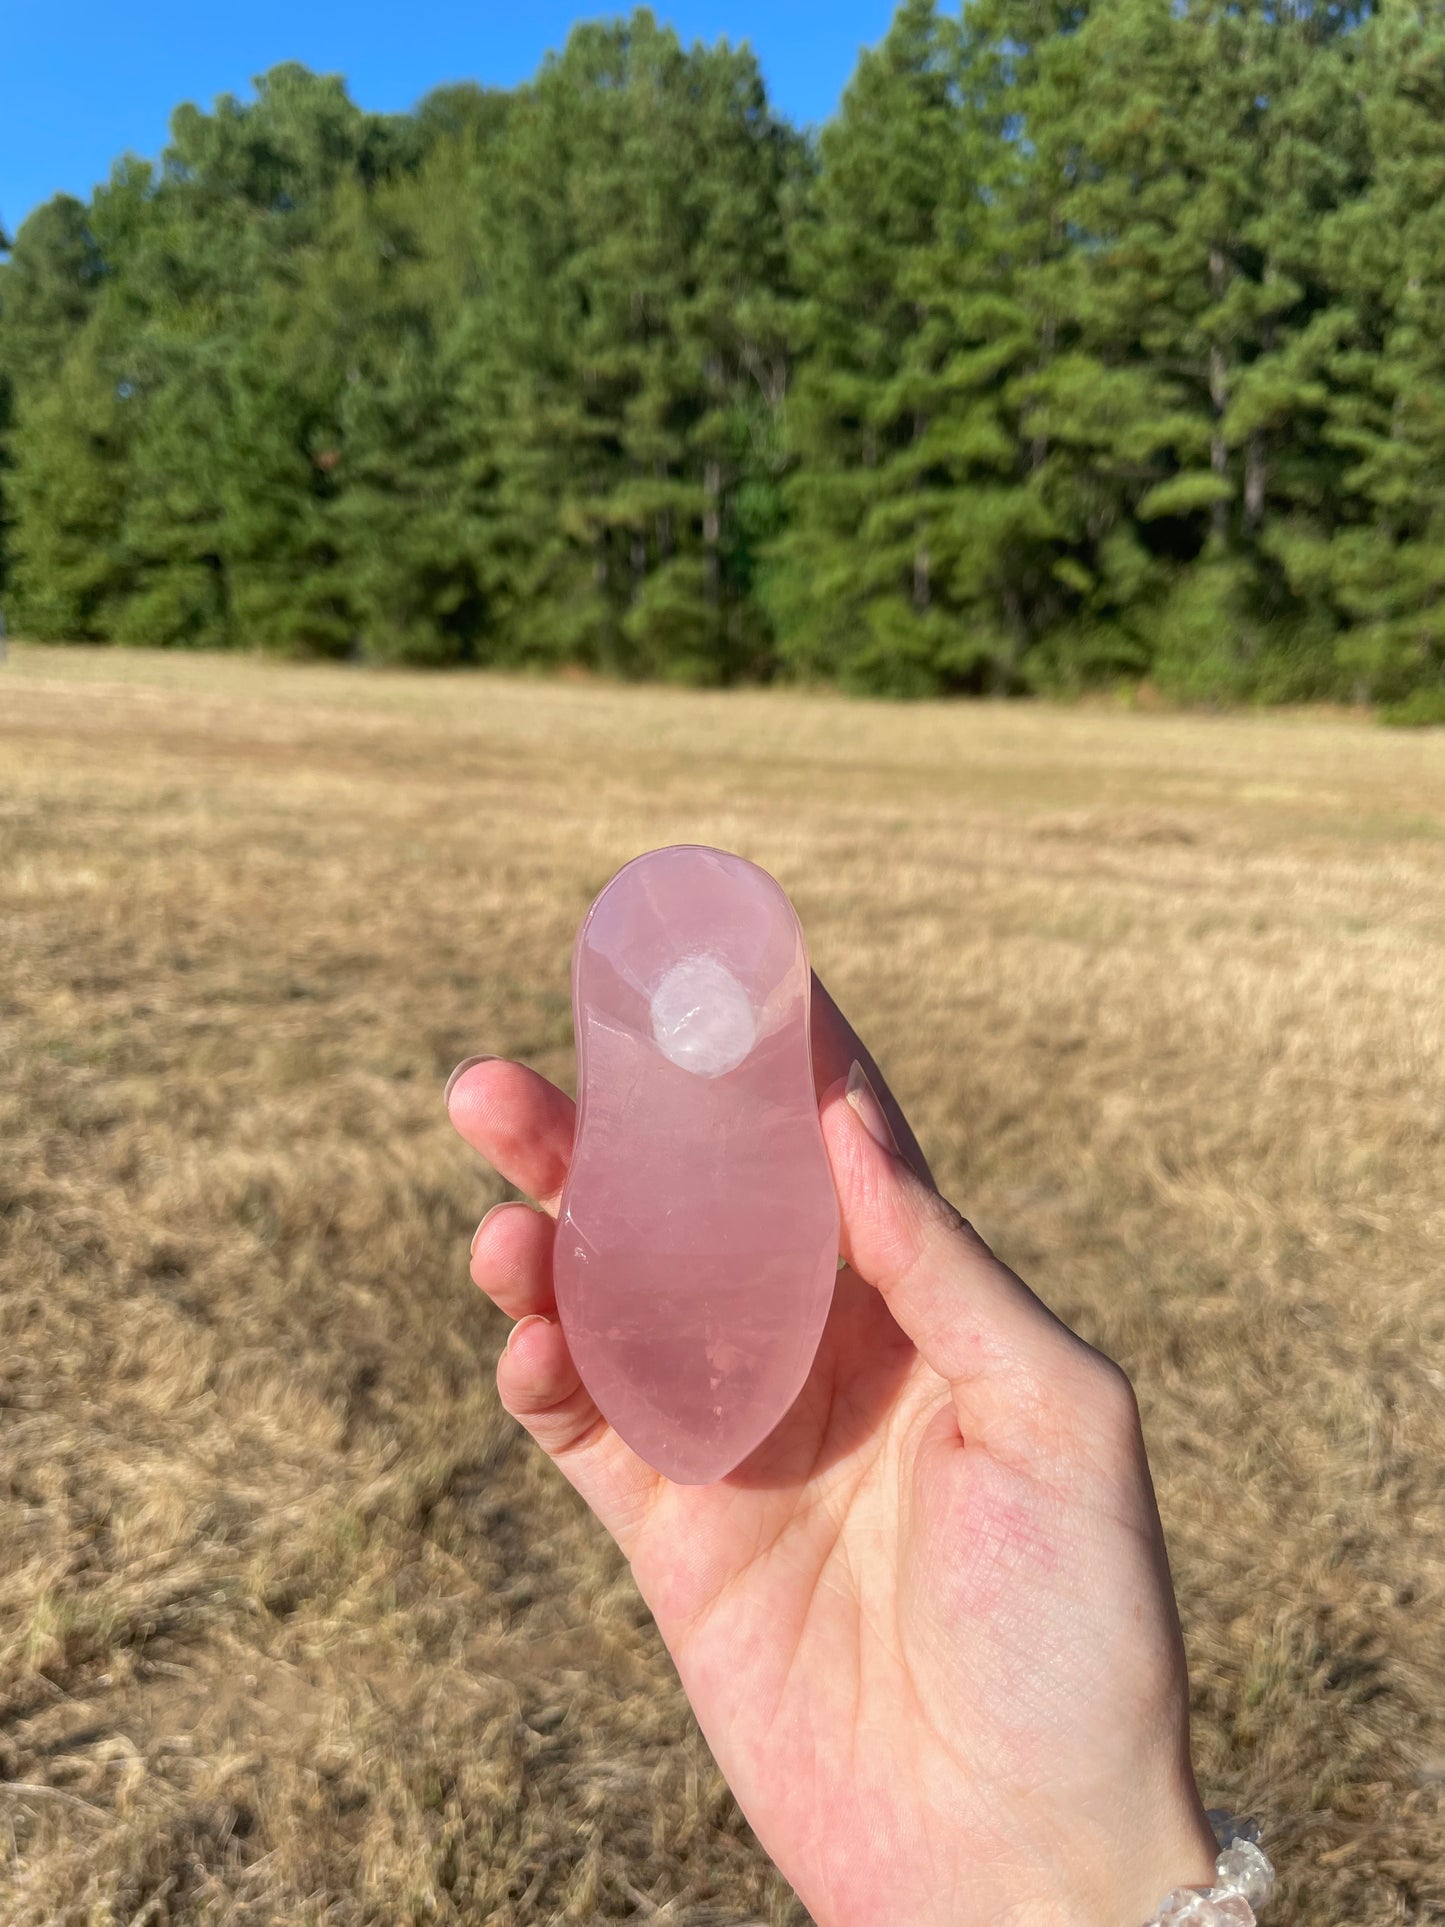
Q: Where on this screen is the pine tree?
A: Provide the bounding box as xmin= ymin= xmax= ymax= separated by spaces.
xmin=7 ymin=325 xmax=136 ymax=639
xmin=775 ymin=1 xmax=973 ymax=690
xmin=329 ymin=145 xmax=500 ymax=664
xmin=1312 ymin=0 xmax=1445 ymax=701
xmin=1128 ymin=0 xmax=1364 ymax=696
xmin=0 ymin=193 xmax=110 ymax=624
xmin=9 ymin=14 xmax=1445 ymax=704
xmin=473 ymin=12 xmax=794 ymax=681
xmin=1001 ymin=0 xmax=1368 ymax=695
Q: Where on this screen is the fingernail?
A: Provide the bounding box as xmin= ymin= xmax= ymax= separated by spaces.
xmin=506 ymin=1313 xmax=552 ymax=1355
xmin=445 ymin=1054 xmax=496 ymax=1108
xmin=846 ymin=1060 xmax=900 ymax=1154
xmin=471 ymin=1201 xmax=508 ymax=1256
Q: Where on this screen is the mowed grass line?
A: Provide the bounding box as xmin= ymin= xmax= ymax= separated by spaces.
xmin=0 ymin=644 xmax=1441 ymax=1926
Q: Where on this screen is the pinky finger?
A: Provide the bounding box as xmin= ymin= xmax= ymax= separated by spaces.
xmin=497 ymin=1316 xmax=662 ymax=1555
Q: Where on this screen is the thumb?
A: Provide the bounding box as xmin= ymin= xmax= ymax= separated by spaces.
xmin=820 ymin=1063 xmax=1090 ymax=1443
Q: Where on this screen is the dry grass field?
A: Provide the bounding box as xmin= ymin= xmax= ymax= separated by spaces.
xmin=1 ymin=642 xmax=1442 ymax=1926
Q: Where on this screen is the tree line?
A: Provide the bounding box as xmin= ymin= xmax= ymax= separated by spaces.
xmin=3 ymin=0 xmax=1445 ymax=711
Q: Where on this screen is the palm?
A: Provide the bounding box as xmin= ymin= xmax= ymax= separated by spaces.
xmin=621 ymin=1300 xmax=1173 ymax=1926
xmin=624 ymin=1274 xmax=941 ymax=1922
xmin=448 ymin=978 xmax=1218 ymax=1927
xmin=623 ymin=1256 xmax=914 ymax=1635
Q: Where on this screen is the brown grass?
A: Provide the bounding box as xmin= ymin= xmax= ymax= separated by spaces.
xmin=0 ymin=642 xmax=1441 ymax=1926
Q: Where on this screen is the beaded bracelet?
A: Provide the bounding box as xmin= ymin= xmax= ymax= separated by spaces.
xmin=1143 ymin=1811 xmax=1275 ymax=1926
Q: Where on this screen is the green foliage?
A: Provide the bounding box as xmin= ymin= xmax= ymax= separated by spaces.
xmin=7 ymin=335 xmax=135 ymax=638
xmin=1380 ymin=686 xmax=1445 ymax=728
xmin=2 ymin=2 xmax=1445 ymax=706
xmin=466 ymin=12 xmax=797 ymax=681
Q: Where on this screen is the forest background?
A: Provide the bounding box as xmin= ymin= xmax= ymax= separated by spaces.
xmin=4 ymin=0 xmax=1445 ymax=714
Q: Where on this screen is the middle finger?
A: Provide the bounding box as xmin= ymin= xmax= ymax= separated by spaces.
xmin=470 ymin=1200 xmax=557 ymax=1319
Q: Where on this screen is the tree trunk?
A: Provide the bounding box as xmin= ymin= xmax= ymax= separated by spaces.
xmin=657 ymin=458 xmax=673 ymax=562
xmin=1000 ymin=582 xmax=1026 ymax=692
xmin=703 ymin=459 xmax=721 ymax=609
xmin=1245 ymin=433 xmax=1265 ymax=532
xmin=1030 ymin=230 xmax=1060 ymax=475
xmin=913 ymin=412 xmax=931 ymax=613
xmin=1209 ymin=244 xmax=1230 ymax=545
xmin=703 ymin=353 xmax=724 ymax=610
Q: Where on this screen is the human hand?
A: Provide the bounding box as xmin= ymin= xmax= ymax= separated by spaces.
xmin=446 ymin=978 xmax=1219 ymax=1927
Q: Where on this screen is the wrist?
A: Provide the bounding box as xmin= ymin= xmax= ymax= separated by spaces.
xmin=997 ymin=1791 xmax=1221 ymax=1927
xmin=1075 ymin=1806 xmax=1274 ymax=1927
xmin=1145 ymin=1812 xmax=1275 ymax=1926
xmin=1115 ymin=1799 xmax=1222 ymax=1926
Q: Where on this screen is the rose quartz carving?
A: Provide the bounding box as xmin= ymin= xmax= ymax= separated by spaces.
xmin=554 ymin=845 xmax=839 ymax=1483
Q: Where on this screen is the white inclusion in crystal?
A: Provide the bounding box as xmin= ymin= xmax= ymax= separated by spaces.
xmin=649 ymin=953 xmax=757 ymax=1077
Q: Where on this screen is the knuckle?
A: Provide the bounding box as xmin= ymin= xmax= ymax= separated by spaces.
xmin=528 ymin=1390 xmax=607 ymax=1461
xmin=913 ymin=1184 xmax=975 ymax=1254
xmin=884 ymin=1184 xmax=967 ymax=1298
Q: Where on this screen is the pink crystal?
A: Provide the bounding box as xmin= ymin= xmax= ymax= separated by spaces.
xmin=554 ymin=845 xmax=840 ymax=1483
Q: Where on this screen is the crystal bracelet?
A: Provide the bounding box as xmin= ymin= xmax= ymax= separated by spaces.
xmin=1142 ymin=1811 xmax=1275 ymax=1926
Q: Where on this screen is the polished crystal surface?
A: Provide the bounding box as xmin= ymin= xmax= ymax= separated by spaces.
xmin=554 ymin=845 xmax=840 ymax=1484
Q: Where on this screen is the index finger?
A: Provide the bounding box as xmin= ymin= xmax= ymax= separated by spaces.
xmin=445 ymin=1058 xmax=576 ymax=1215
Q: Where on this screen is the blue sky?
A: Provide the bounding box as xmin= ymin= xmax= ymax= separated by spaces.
xmin=4 ymin=1 xmax=896 ymax=236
